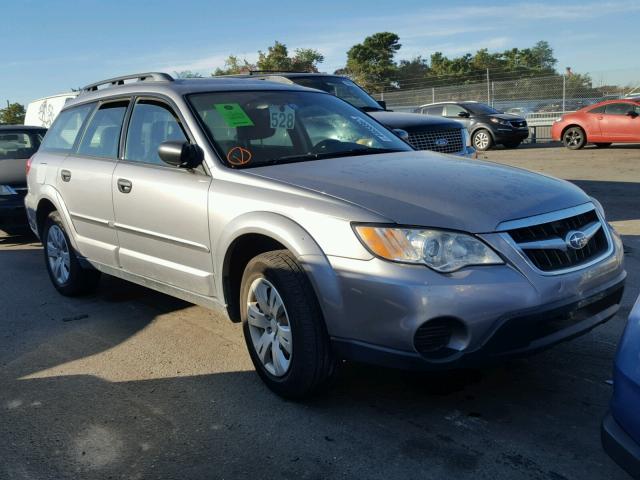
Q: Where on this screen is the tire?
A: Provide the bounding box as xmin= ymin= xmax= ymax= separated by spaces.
xmin=240 ymin=250 xmax=335 ymax=399
xmin=595 ymin=143 xmax=612 ymax=148
xmin=42 ymin=211 xmax=101 ymax=296
xmin=503 ymin=141 xmax=521 ymax=149
xmin=472 ymin=129 xmax=493 ymax=151
xmin=563 ymin=126 xmax=586 ymax=150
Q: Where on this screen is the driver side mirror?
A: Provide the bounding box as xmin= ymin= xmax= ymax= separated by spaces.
xmin=457 ymin=111 xmax=471 ymax=118
xmin=158 ymin=141 xmax=204 ymax=169
xmin=377 ymin=100 xmax=387 ymax=110
xmin=626 ymin=110 xmax=639 ymax=118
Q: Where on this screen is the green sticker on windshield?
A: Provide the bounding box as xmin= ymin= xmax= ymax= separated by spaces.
xmin=214 ymin=103 xmax=254 ymax=127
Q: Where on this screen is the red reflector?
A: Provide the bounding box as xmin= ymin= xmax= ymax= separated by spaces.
xmin=26 ymin=156 xmax=33 ymax=176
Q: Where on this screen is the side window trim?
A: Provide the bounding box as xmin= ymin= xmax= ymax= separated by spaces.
xmin=120 ymin=94 xmax=203 ymax=173
xmin=70 ymin=97 xmax=131 ymax=159
xmin=40 ymin=102 xmax=96 ymax=155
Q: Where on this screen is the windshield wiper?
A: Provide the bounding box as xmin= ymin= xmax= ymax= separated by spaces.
xmin=259 ymin=147 xmax=406 ymax=166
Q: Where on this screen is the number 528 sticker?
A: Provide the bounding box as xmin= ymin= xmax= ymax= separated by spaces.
xmin=269 ymin=105 xmax=295 ymax=130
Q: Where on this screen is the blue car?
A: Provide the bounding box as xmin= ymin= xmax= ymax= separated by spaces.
xmin=603 ymin=293 xmax=640 ymax=478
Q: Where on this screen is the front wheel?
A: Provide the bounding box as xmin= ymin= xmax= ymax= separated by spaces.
xmin=563 ymin=126 xmax=586 ymax=150
xmin=43 ymin=211 xmax=101 ymax=296
xmin=472 ymin=129 xmax=493 ymax=151
xmin=240 ymin=250 xmax=335 ymax=399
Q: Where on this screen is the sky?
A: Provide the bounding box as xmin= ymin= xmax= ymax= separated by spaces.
xmin=2 ymin=0 xmax=640 ymax=106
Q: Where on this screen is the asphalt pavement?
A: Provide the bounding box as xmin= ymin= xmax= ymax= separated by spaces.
xmin=1 ymin=144 xmax=638 ymax=479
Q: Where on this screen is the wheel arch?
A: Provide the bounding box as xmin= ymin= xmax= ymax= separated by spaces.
xmin=216 ymin=212 xmax=342 ymax=325
xmin=561 ymin=123 xmax=587 ymax=141
xmin=34 ymin=188 xmax=80 ymax=251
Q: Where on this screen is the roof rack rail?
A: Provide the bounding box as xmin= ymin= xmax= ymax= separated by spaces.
xmin=81 ymin=72 xmax=173 ymax=93
xmin=247 ymin=70 xmax=314 ymax=75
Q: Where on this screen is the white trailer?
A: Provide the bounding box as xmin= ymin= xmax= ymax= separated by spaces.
xmin=24 ymin=92 xmax=78 ymax=128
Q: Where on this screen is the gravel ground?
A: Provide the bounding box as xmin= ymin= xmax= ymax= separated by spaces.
xmin=1 ymin=144 xmax=638 ymax=480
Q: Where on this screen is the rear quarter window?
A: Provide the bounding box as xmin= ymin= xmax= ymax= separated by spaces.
xmin=40 ymin=103 xmax=94 ymax=153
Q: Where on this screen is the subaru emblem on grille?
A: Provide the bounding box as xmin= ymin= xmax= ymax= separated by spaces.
xmin=566 ymin=231 xmax=589 ymax=250
xmin=435 ymin=138 xmax=448 ymax=146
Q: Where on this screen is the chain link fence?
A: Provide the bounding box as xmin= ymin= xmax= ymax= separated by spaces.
xmin=374 ymin=69 xmax=640 ymax=141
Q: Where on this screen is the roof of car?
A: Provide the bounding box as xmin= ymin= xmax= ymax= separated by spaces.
xmin=65 ymin=73 xmax=323 ymax=108
xmin=417 ymin=101 xmax=481 ymax=108
xmin=224 ymin=72 xmax=341 ymax=79
xmin=0 ymin=125 xmax=47 ymax=131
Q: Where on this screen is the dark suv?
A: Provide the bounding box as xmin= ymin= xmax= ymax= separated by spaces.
xmin=416 ymin=101 xmax=528 ymax=151
xmin=231 ymin=73 xmax=475 ymax=158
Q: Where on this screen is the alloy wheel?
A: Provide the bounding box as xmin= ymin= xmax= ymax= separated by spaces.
xmin=474 ymin=131 xmax=490 ymax=150
xmin=246 ymin=278 xmax=292 ymax=377
xmin=564 ymin=128 xmax=583 ymax=148
xmin=47 ymin=225 xmax=71 ymax=285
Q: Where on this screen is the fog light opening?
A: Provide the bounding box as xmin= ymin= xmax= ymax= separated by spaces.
xmin=413 ymin=317 xmax=468 ymax=359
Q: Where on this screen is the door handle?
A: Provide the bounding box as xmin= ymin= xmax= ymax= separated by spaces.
xmin=60 ymin=169 xmax=71 ymax=182
xmin=117 ymin=178 xmax=132 ymax=194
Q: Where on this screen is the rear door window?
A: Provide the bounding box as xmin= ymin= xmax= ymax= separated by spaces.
xmin=40 ymin=104 xmax=94 ymax=153
xmin=604 ymin=103 xmax=632 ymax=115
xmin=77 ymin=101 xmax=129 ymax=158
xmin=425 ymin=105 xmax=444 ymax=116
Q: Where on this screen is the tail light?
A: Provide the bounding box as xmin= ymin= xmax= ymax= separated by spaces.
xmin=26 ymin=156 xmax=33 ymax=176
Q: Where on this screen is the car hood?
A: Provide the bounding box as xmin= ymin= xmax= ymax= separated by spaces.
xmin=246 ymin=151 xmax=590 ymax=233
xmin=368 ymin=111 xmax=462 ymax=130
xmin=486 ymin=113 xmax=526 ymax=122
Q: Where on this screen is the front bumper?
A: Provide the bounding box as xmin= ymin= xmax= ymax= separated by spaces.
xmin=492 ymin=127 xmax=529 ymax=144
xmin=602 ymin=411 xmax=640 ymax=479
xmin=323 ymin=226 xmax=625 ymax=369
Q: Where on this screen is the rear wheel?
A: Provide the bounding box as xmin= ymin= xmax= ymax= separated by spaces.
xmin=595 ymin=142 xmax=612 ymax=148
xmin=563 ymin=126 xmax=586 ymax=150
xmin=240 ymin=250 xmax=335 ymax=399
xmin=43 ymin=211 xmax=100 ymax=296
xmin=472 ymin=129 xmax=493 ymax=151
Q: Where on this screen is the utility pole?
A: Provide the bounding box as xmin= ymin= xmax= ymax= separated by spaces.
xmin=486 ymin=68 xmax=490 ymax=104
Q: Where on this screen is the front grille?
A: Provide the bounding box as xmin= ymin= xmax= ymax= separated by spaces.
xmin=407 ymin=128 xmax=464 ymax=154
xmin=506 ymin=208 xmax=610 ymax=272
xmin=509 ymin=120 xmax=527 ymax=128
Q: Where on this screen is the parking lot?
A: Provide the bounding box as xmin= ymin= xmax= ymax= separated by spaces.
xmin=1 ymin=144 xmax=638 ymax=480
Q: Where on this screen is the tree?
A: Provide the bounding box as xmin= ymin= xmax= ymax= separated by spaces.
xmin=174 ymin=70 xmax=203 ymax=79
xmin=343 ymin=32 xmax=401 ymax=92
xmin=0 ymin=102 xmax=26 ymax=124
xmin=213 ymin=42 xmax=323 ymax=76
xmin=213 ymin=55 xmax=257 ymax=75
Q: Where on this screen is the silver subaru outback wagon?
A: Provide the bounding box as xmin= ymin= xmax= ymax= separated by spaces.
xmin=25 ymin=72 xmax=625 ymax=398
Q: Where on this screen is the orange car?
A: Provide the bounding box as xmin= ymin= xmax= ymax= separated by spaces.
xmin=551 ymin=99 xmax=640 ymax=149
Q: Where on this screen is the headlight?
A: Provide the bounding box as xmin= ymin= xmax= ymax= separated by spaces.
xmin=461 ymin=128 xmax=471 ymax=147
xmin=353 ymin=225 xmax=504 ymax=272
xmin=490 ymin=117 xmax=509 ymax=126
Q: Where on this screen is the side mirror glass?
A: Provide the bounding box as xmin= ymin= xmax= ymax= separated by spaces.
xmin=158 ymin=141 xmax=204 ymax=169
xmin=377 ymin=100 xmax=387 ymax=110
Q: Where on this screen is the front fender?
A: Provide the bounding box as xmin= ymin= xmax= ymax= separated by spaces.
xmin=214 ymin=211 xmax=344 ymax=333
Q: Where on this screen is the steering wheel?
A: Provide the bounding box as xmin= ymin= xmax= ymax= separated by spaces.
xmin=311 ymin=139 xmax=345 ymax=154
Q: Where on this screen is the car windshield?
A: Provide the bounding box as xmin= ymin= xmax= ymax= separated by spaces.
xmin=464 ymin=103 xmax=501 ymax=115
xmin=288 ymin=76 xmax=384 ymax=111
xmin=188 ymin=90 xmax=411 ymax=168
